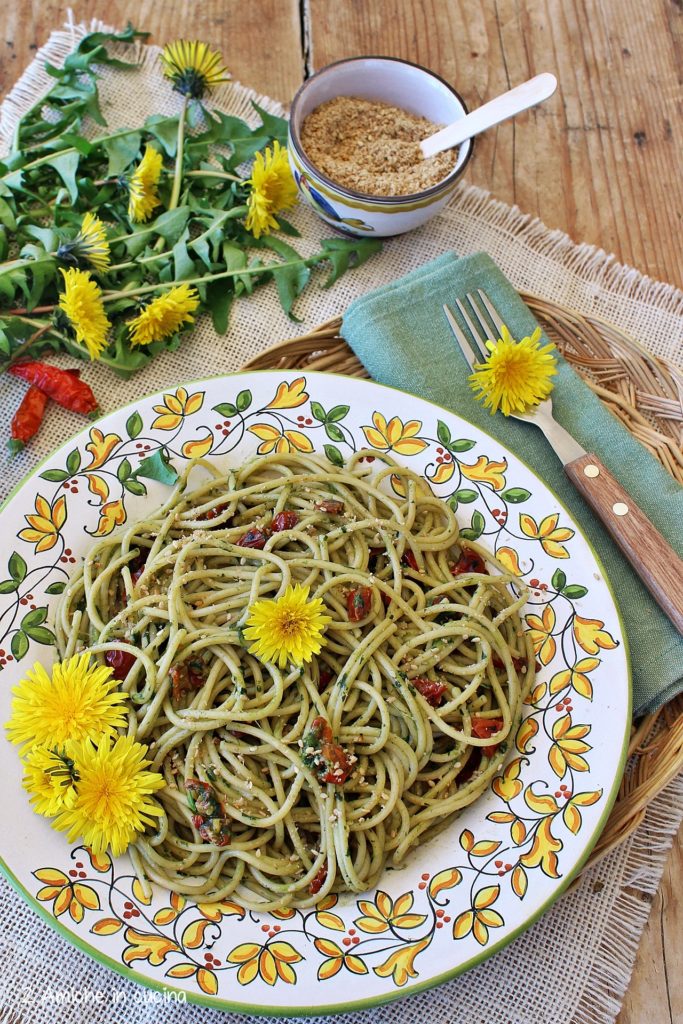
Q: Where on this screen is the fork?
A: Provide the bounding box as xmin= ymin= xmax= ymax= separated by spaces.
xmin=444 ymin=290 xmax=683 ymax=634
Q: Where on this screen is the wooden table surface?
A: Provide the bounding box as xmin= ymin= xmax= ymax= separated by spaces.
xmin=1 ymin=2 xmax=681 ymax=1021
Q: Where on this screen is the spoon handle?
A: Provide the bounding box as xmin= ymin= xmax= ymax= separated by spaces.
xmin=420 ymin=72 xmax=557 ymax=159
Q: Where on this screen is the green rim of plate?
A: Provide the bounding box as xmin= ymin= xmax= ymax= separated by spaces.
xmin=0 ymin=368 xmax=632 ymax=1016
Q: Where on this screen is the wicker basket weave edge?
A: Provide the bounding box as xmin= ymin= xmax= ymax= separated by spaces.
xmin=243 ymin=295 xmax=683 ymax=875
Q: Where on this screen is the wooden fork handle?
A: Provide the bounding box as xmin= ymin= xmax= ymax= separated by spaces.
xmin=564 ymin=453 xmax=683 ymax=633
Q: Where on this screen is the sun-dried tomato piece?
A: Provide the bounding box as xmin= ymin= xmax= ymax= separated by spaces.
xmin=347 ymin=586 xmax=373 ymax=622
xmin=471 ymin=716 xmax=505 ymax=756
xmin=314 ymin=498 xmax=344 ymax=514
xmin=237 ymin=527 xmax=268 ymax=549
xmin=309 ymin=863 xmax=328 ymax=895
xmin=413 ymin=676 xmax=446 ymax=707
xmin=271 ymin=510 xmax=299 ymax=532
xmin=451 ymin=547 xmax=486 ymax=576
xmin=104 ymin=649 xmax=136 ymax=680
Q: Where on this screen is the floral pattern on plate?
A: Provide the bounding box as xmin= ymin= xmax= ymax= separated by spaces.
xmin=0 ymin=371 xmax=628 ymax=1014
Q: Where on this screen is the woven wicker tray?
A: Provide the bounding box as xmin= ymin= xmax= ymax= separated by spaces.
xmin=244 ymin=293 xmax=683 ymax=874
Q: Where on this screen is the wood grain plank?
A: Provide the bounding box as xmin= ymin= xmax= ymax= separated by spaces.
xmin=617 ymin=825 xmax=683 ymax=1024
xmin=307 ymin=0 xmax=683 ymax=287
xmin=0 ymin=0 xmax=303 ymax=104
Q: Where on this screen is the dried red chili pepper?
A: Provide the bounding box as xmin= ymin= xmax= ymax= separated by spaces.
xmin=451 ymin=547 xmax=486 ymax=576
xmin=413 ymin=676 xmax=446 ymax=707
xmin=309 ymin=863 xmax=328 ymax=895
xmin=237 ymin=527 xmax=269 ymax=549
xmin=271 ymin=509 xmax=299 ymax=532
xmin=471 ymin=716 xmax=505 ymax=756
xmin=9 ymin=386 xmax=48 ymax=454
xmin=105 ymin=649 xmax=136 ymax=680
xmin=346 ymin=586 xmax=373 ymax=622
xmin=9 ymin=361 xmax=98 ymax=416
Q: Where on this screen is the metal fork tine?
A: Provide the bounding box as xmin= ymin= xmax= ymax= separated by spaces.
xmin=442 ymin=304 xmax=479 ymax=370
xmin=466 ymin=292 xmax=498 ymax=347
xmin=477 ymin=289 xmax=506 ymax=334
xmin=454 ymin=298 xmax=488 ymax=362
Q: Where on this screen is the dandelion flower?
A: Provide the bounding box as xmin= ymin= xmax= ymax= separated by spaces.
xmin=161 ymin=40 xmax=230 ymax=100
xmin=127 ymin=283 xmax=200 ymax=346
xmin=53 ymin=735 xmax=165 ymax=856
xmin=22 ymin=745 xmax=80 ymax=818
xmin=468 ymin=324 xmax=558 ymax=416
xmin=58 ymin=268 xmax=111 ymax=360
xmin=128 ymin=146 xmax=163 ymax=223
xmin=244 ymin=583 xmax=331 ymax=669
xmin=56 ymin=212 xmax=111 ymax=273
xmin=244 ymin=141 xmax=298 ymax=239
xmin=5 ymin=653 xmax=127 ymax=753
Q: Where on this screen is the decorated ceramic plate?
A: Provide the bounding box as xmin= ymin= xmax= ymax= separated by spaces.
xmin=0 ymin=371 xmax=629 ymax=1015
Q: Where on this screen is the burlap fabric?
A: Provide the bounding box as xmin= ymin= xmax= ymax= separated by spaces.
xmin=0 ymin=20 xmax=681 ymax=1024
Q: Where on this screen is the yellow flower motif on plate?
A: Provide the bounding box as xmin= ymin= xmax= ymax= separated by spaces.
xmin=373 ymin=936 xmax=431 ymax=985
xmin=122 ymin=928 xmax=180 ymax=966
xmin=453 ymin=885 xmax=504 ymax=946
xmin=520 ymin=817 xmax=563 ymax=878
xmin=549 ymin=715 xmax=592 ymax=776
xmin=549 ymin=656 xmax=600 ymax=700
xmin=151 ymin=387 xmax=204 ymax=430
xmin=355 ymin=890 xmax=426 ymax=934
xmin=84 ymin=427 xmax=122 ymax=470
xmin=227 ymin=941 xmax=302 ymax=986
xmin=492 ymin=757 xmax=524 ymax=802
xmin=314 ymin=938 xmax=367 ymax=980
xmin=265 ymin=376 xmax=309 ymax=409
xmin=362 ymin=413 xmax=427 ymax=456
xmin=248 ymin=423 xmax=313 ymax=455
xmin=460 ymin=455 xmax=507 ymax=491
xmin=496 ymin=546 xmax=523 ymax=575
xmin=427 ymin=459 xmax=455 ymax=484
xmin=181 ymin=430 xmax=214 ymax=459
xmin=573 ymin=615 xmax=618 ymax=655
xmin=520 ymin=512 xmax=574 ymax=559
xmin=18 ymin=494 xmax=67 ymax=552
xmin=34 ymin=867 xmax=100 ymax=923
xmin=89 ymin=498 xmax=126 ymax=537
xmin=86 ymin=473 xmax=110 ymax=504
xmin=525 ymin=604 xmax=557 ymax=665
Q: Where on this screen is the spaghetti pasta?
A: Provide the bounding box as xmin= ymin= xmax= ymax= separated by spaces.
xmin=55 ymin=450 xmax=534 ymax=910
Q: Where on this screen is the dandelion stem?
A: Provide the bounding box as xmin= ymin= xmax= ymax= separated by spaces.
xmin=101 ymin=254 xmax=311 ymax=303
xmin=168 ymin=96 xmax=189 ymax=213
xmin=186 ymin=169 xmax=242 ymax=183
xmin=107 ymin=206 xmax=247 ymax=272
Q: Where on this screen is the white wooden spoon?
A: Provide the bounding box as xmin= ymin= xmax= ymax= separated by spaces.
xmin=420 ymin=72 xmax=557 ymax=159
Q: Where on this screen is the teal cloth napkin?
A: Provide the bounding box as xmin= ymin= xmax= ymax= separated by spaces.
xmin=342 ymin=252 xmax=683 ymax=717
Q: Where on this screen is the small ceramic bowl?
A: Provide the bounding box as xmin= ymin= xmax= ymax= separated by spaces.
xmin=288 ymin=56 xmax=473 ymax=237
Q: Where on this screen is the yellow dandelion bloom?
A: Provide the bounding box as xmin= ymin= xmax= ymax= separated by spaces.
xmin=244 ymin=583 xmax=331 ymax=669
xmin=468 ymin=325 xmax=557 ymax=416
xmin=5 ymin=653 xmax=127 ymax=753
xmin=53 ymin=734 xmax=165 ymax=857
xmin=244 ymin=141 xmax=298 ymax=239
xmin=58 ymin=268 xmax=111 ymax=360
xmin=128 ymin=146 xmax=163 ymax=223
xmin=22 ymin=745 xmax=80 ymax=818
xmin=57 ymin=212 xmax=111 ymax=273
xmin=127 ymin=283 xmax=200 ymax=346
xmin=161 ymin=40 xmax=230 ymax=99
